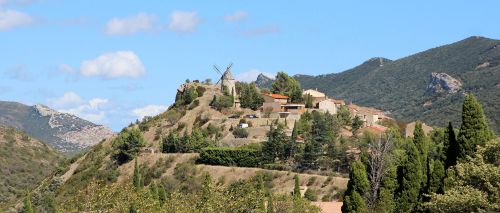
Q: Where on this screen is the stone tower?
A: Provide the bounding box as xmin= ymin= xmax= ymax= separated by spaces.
xmin=221 ymin=68 xmax=236 ymax=96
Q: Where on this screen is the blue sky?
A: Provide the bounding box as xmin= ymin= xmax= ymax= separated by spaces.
xmin=1 ymin=0 xmax=499 ymax=131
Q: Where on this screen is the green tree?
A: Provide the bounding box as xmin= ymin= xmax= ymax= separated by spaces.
xmin=133 ymin=158 xmax=142 ymax=190
xmin=395 ymin=142 xmax=422 ymax=212
xmin=293 ymin=174 xmax=301 ymax=198
xmin=342 ymin=160 xmax=369 ymax=213
xmin=413 ymin=121 xmax=429 ymax=190
xmin=305 ymin=94 xmax=313 ymax=108
xmin=444 ymin=122 xmax=459 ymax=169
xmin=23 ymin=192 xmax=33 ymax=213
xmin=267 ymin=193 xmax=274 ymax=213
xmin=240 ymin=83 xmax=264 ymax=110
xmin=426 ymin=159 xmax=445 ymax=195
xmin=262 ymin=125 xmax=288 ymax=162
xmin=337 ymin=105 xmax=351 ymax=127
xmin=351 ymin=115 xmax=364 ymax=135
xmin=457 ymin=94 xmax=494 ymax=160
xmin=271 ymin=72 xmax=303 ymax=103
xmin=114 ymin=128 xmax=146 ymax=164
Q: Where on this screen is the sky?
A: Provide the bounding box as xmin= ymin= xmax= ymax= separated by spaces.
xmin=1 ymin=0 xmax=499 ymax=131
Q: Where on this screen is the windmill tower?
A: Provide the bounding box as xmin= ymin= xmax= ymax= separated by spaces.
xmin=214 ymin=63 xmax=236 ymax=97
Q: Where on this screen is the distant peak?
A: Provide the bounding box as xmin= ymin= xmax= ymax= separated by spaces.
xmin=257 ymin=73 xmax=274 ymax=80
xmin=34 ymin=104 xmax=59 ymax=117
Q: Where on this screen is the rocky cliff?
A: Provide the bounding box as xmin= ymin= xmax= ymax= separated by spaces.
xmin=426 ymin=72 xmax=462 ymax=94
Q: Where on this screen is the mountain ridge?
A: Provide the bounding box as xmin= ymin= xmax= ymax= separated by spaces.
xmin=294 ymin=36 xmax=500 ymax=132
xmin=0 ymin=101 xmax=115 ymax=153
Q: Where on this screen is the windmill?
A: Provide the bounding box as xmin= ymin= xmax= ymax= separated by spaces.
xmin=213 ymin=63 xmax=233 ymax=85
xmin=213 ymin=63 xmax=235 ymax=93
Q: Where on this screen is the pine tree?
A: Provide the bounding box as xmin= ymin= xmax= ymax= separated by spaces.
xmin=342 ymin=160 xmax=369 ymax=213
xmin=305 ymin=94 xmax=313 ymax=108
xmin=395 ymin=142 xmax=422 ymax=212
xmin=262 ymin=125 xmax=288 ymax=162
xmin=444 ymin=122 xmax=459 ymax=169
xmin=22 ymin=192 xmax=33 ymax=213
xmin=133 ymin=158 xmax=141 ymax=189
xmin=457 ymin=94 xmax=494 ymax=160
xmin=293 ymin=174 xmax=301 ymax=198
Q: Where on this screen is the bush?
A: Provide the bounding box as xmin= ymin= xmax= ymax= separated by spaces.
xmin=232 ymin=128 xmax=249 ymax=138
xmin=197 ymin=147 xmax=261 ymax=167
xmin=304 ymin=188 xmax=318 ymax=201
xmin=307 ymin=176 xmax=317 ymax=186
xmin=262 ymin=163 xmax=292 ymax=171
xmin=189 ymin=99 xmax=200 ymax=110
xmin=196 ymin=86 xmax=206 ymax=97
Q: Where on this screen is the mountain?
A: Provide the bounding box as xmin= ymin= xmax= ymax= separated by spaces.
xmin=0 ymin=125 xmax=65 ymax=207
xmin=0 ymin=101 xmax=114 ymax=153
xmin=294 ymin=36 xmax=500 ymax=133
xmin=254 ymin=73 xmax=274 ymax=88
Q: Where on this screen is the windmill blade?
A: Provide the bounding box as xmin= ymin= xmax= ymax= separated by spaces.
xmin=213 ymin=65 xmax=223 ymax=75
xmin=226 ymin=63 xmax=233 ymax=72
xmin=216 ymin=77 xmax=222 ymax=85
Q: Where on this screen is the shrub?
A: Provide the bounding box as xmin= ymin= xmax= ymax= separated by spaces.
xmin=304 ymin=188 xmax=318 ymax=201
xmin=197 ymin=147 xmax=261 ymax=167
xmin=189 ymin=99 xmax=200 ymax=110
xmin=262 ymin=163 xmax=292 ymax=171
xmin=307 ymin=176 xmax=317 ymax=186
xmin=232 ymin=128 xmax=249 ymax=138
xmin=196 ymin=86 xmax=206 ymax=97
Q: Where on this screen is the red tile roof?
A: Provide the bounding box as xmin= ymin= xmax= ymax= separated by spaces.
xmin=263 ymin=93 xmax=289 ymax=99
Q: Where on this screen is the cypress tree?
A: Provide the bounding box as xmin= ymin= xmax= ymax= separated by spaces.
xmin=444 ymin=122 xmax=459 ymax=169
xmin=293 ymin=174 xmax=301 ymax=198
xmin=395 ymin=142 xmax=422 ymax=212
xmin=342 ymin=160 xmax=369 ymax=213
xmin=457 ymin=94 xmax=494 ymax=160
xmin=133 ymin=158 xmax=141 ymax=189
xmin=427 ymin=159 xmax=445 ymax=195
xmin=413 ymin=122 xmax=429 ymax=189
xmin=22 ymin=192 xmax=33 ymax=213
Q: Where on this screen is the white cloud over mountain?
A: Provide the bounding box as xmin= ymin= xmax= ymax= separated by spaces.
xmin=80 ymin=51 xmax=146 ymax=79
xmin=48 ymin=92 xmax=109 ymax=123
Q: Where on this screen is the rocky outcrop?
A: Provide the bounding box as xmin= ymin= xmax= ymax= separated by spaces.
xmin=426 ymin=72 xmax=462 ymax=94
xmin=254 ymin=73 xmax=274 ymax=89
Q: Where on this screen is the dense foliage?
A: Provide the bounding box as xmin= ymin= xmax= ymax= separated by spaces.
xmin=197 ymin=147 xmax=262 ymax=167
xmin=272 ymin=72 xmax=303 ymax=103
xmin=238 ymin=82 xmax=264 ymax=110
xmin=113 ymin=128 xmax=146 ymax=164
xmin=341 ymin=95 xmax=498 ymax=213
xmin=162 ymin=129 xmax=214 ymax=153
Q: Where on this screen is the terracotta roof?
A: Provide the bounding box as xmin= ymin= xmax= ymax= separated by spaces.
xmin=263 ymin=93 xmax=289 ymax=99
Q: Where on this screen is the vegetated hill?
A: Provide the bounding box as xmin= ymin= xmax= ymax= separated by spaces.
xmin=0 ymin=101 xmax=115 ymax=153
xmin=295 ymin=36 xmax=500 ymax=133
xmin=25 ymin=83 xmax=347 ymax=212
xmin=0 ymin=126 xmax=65 ymax=207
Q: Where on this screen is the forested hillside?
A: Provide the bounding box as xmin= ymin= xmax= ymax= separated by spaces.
xmin=295 ymin=36 xmax=500 ymax=133
xmin=0 ymin=126 xmax=64 ymax=210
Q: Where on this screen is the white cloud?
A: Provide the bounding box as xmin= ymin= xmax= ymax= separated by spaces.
xmin=3 ymin=64 xmax=33 ymax=81
xmin=58 ymin=64 xmax=76 ymax=73
xmin=0 ymin=10 xmax=34 ymax=31
xmin=104 ymin=13 xmax=157 ymax=35
xmin=0 ymin=0 xmax=36 ymax=6
xmin=80 ymin=51 xmax=146 ymax=79
xmin=236 ymin=69 xmax=275 ymax=83
xmin=48 ymin=92 xmax=109 ymax=123
xmin=47 ymin=92 xmax=84 ymax=108
xmin=167 ymin=11 xmax=200 ymax=33
xmin=132 ymin=104 xmax=168 ymax=120
xmin=241 ymin=25 xmax=280 ymax=37
xmin=224 ymin=11 xmax=248 ymax=22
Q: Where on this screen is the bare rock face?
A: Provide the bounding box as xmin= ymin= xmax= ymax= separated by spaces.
xmin=426 ymin=72 xmax=462 ymax=94
xmin=254 ymin=73 xmax=274 ymax=89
